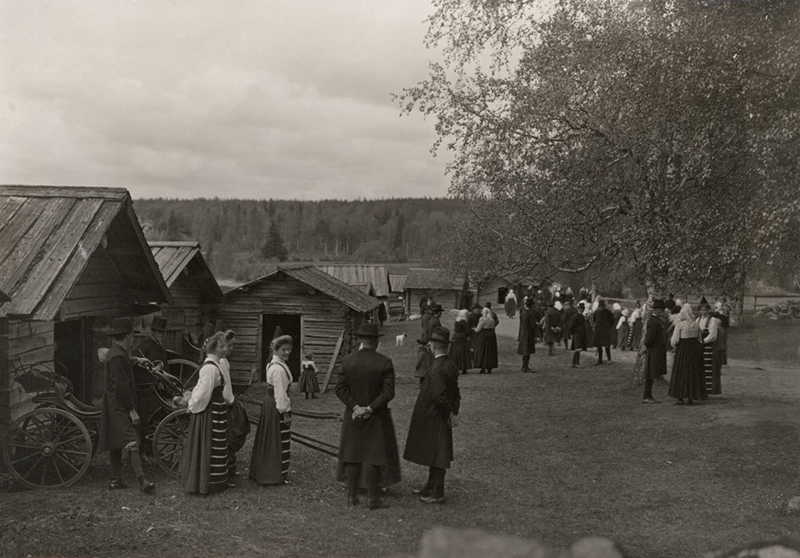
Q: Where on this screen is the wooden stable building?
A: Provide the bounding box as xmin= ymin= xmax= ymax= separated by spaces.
xmin=404 ymin=268 xmax=472 ymax=314
xmin=220 ymin=264 xmax=380 ymax=388
xmin=0 ymin=186 xmax=171 ymax=424
xmin=149 ymin=241 xmax=225 ymax=356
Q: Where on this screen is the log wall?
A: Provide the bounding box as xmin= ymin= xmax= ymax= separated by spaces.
xmin=221 ymin=275 xmax=361 ymax=387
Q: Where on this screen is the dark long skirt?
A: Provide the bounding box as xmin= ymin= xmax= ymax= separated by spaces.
xmin=449 ymin=337 xmax=472 ymax=371
xmin=617 ymin=324 xmax=629 ymax=349
xmin=249 ymin=391 xmax=291 ymax=485
xmin=702 ymin=343 xmax=721 ymax=396
xmin=474 ymin=328 xmax=499 ymax=370
xmin=631 ymin=320 xmax=643 ymax=350
xmin=571 ymin=330 xmax=587 ymax=351
xmin=298 ymin=366 xmax=320 ymax=394
xmin=668 ymin=338 xmax=706 ymax=402
xmin=180 ymin=388 xmax=229 ymax=495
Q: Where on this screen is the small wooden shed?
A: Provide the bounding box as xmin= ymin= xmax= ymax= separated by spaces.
xmin=0 ymin=186 xmax=171 ymax=424
xmin=149 ymin=241 xmax=225 ymax=355
xmin=317 ymin=265 xmax=390 ymax=301
xmin=220 ymin=264 xmax=381 ymax=387
xmin=404 ymin=268 xmax=471 ymax=313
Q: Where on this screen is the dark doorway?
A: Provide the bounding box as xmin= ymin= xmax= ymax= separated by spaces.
xmin=54 ymin=318 xmax=94 ymax=404
xmin=498 ymin=287 xmax=508 ymax=305
xmin=260 ymin=314 xmax=302 ymax=381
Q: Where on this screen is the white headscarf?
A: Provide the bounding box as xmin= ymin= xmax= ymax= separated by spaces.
xmin=678 ymin=303 xmax=695 ymax=322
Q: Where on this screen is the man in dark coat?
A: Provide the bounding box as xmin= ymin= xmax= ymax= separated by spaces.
xmin=99 ymin=317 xmax=155 ymax=493
xmin=134 ymin=316 xmax=169 ymax=368
xmin=642 ymin=299 xmax=668 ymax=403
xmin=517 ymin=298 xmax=539 ymax=373
xmin=543 ymin=301 xmax=562 ymax=356
xmin=592 ymin=298 xmax=615 ymax=365
xmin=404 ymin=326 xmax=461 ymax=504
xmin=423 ymin=304 xmax=443 ymax=342
xmin=561 ymin=300 xmax=579 ymax=349
xmin=335 ymin=323 xmax=399 ymax=510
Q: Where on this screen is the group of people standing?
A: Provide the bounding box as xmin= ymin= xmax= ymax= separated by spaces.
xmin=417 ymin=298 xmax=499 ymax=376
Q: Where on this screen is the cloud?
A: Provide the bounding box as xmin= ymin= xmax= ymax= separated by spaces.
xmin=0 ymin=0 xmax=450 ymax=200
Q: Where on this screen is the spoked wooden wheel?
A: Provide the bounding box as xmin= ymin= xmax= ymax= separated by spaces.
xmin=3 ymin=408 xmax=92 ymax=489
xmin=167 ymin=359 xmax=200 ymax=388
xmin=152 ymin=408 xmax=190 ymax=478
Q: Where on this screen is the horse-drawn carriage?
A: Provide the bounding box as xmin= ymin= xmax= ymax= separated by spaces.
xmin=3 ymin=355 xmax=340 ymax=489
xmin=2 ymin=356 xmax=194 ymax=489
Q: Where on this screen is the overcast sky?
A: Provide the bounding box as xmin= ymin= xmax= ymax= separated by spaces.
xmin=0 ymin=1 xmax=451 ymax=200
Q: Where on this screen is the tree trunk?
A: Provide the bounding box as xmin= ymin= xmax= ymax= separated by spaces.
xmin=720 ymin=271 xmax=746 ymax=327
xmin=631 ymin=279 xmax=665 ymax=387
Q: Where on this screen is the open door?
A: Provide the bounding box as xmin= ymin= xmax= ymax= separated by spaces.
xmin=260 ymin=314 xmax=302 ymax=381
xmin=54 ymin=318 xmax=94 ymax=404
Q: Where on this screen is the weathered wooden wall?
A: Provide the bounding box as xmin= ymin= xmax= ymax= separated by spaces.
xmin=406 ymin=289 xmax=462 ymax=314
xmin=221 ymin=275 xmax=361 ymax=386
xmin=2 ymin=319 xmax=55 ymax=424
xmin=60 ymin=254 xmax=128 ymax=320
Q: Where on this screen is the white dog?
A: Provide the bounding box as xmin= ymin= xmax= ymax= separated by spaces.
xmin=395 ymin=333 xmax=408 ymax=346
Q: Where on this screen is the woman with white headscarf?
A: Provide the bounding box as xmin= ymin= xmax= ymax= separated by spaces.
xmin=449 ymin=309 xmax=473 ymax=374
xmin=473 ymin=307 xmax=498 ymax=374
xmin=668 ymin=304 xmax=706 ymax=405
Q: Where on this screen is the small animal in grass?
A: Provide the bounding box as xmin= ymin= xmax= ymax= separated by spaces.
xmin=395 ymin=333 xmax=408 ymax=346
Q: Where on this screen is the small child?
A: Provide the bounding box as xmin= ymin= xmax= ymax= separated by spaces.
xmin=414 ymin=338 xmax=433 ymax=386
xmin=298 ymin=351 xmax=321 ymax=399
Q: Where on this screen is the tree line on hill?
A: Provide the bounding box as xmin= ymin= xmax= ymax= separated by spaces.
xmin=134 ymin=198 xmax=467 ymax=283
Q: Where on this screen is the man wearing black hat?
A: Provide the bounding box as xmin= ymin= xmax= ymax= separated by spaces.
xmin=404 ymin=326 xmax=461 ymax=504
xmin=135 ymin=316 xmax=169 ymax=369
xmin=518 ymin=298 xmax=539 ymax=372
xmin=99 ymin=317 xmax=155 ymax=493
xmin=423 ymin=304 xmax=443 ymax=343
xmin=642 ymin=299 xmax=668 ymax=403
xmin=335 ymin=323 xmax=400 ymax=510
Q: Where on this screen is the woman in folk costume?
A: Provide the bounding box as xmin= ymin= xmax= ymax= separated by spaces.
xmin=449 ymin=309 xmax=473 ymax=374
xmin=696 ymin=299 xmax=722 ymax=396
xmin=250 ymin=332 xmax=293 ymax=485
xmin=569 ymin=302 xmax=588 ymax=368
xmin=616 ymin=308 xmax=631 ymax=350
xmin=668 ymin=303 xmax=706 ymax=405
xmin=629 ymin=301 xmax=644 ymax=350
xmin=611 ymin=303 xmax=622 ymax=348
xmin=712 ymin=301 xmax=730 ymax=366
xmin=473 ymin=306 xmax=498 ymax=374
xmin=543 ymin=301 xmax=563 ymax=356
xmin=504 ymin=289 xmax=517 ymax=318
xmin=178 ymin=332 xmax=231 ymax=495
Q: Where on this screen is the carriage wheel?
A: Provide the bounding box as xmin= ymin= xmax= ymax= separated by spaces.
xmin=152 ymin=408 xmax=190 ymax=478
xmin=167 ymin=359 xmax=200 ymax=388
xmin=3 ymin=408 xmax=92 ymax=490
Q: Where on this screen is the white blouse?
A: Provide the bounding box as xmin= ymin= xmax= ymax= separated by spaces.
xmin=219 ymin=357 xmax=235 ymax=405
xmin=267 ymin=356 xmax=292 ymax=414
xmin=696 ymin=316 xmax=720 ymax=344
xmin=187 ymin=354 xmax=223 ymax=414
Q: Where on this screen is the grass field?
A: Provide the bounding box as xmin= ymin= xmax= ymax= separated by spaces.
xmin=2 ymin=316 xmax=799 ymax=558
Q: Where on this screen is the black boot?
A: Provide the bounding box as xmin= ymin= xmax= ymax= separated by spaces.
xmin=420 ymin=468 xmax=446 ymax=504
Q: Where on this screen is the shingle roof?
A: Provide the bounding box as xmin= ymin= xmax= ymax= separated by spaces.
xmin=350 ymin=282 xmax=376 ymax=297
xmin=149 ymin=241 xmax=225 ymax=303
xmin=317 ymin=265 xmax=390 ymax=297
xmin=388 ymin=274 xmax=406 ymax=293
xmin=0 ymin=185 xmax=171 ymax=319
xmin=404 ymin=268 xmax=463 ymax=290
xmin=0 ymin=289 xmax=9 ymax=303
xmin=228 ymin=264 xmax=380 ymax=312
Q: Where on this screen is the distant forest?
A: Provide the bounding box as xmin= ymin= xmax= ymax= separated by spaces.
xmin=133 ymin=198 xmax=468 ymax=283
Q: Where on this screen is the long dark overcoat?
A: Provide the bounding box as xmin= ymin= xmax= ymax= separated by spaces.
xmin=570 ymin=312 xmax=588 ymax=351
xmin=543 ymin=308 xmax=563 ymax=344
xmin=336 ymin=348 xmax=398 ymax=467
xmin=134 ymin=336 xmax=169 ymax=367
xmin=99 ymin=345 xmax=139 ymax=451
xmin=403 ymin=355 xmax=461 ymax=469
xmin=423 ymin=314 xmax=441 ymax=342
xmin=592 ymin=306 xmax=615 ymax=347
xmin=643 ymin=314 xmax=668 ymax=379
xmin=562 ymin=306 xmax=579 ymax=342
xmin=517 ymin=308 xmax=538 ymax=356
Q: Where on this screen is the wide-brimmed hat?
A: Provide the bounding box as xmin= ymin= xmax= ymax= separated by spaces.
xmin=150 ymin=316 xmax=167 ymax=331
xmin=652 ymin=299 xmax=665 ymax=309
xmin=471 ymin=303 xmax=483 ymax=311
xmin=354 ymin=323 xmax=383 ymax=338
xmin=432 ymin=304 xmax=443 ymax=313
xmin=429 ymin=326 xmax=451 ymax=345
xmin=111 ymin=317 xmax=133 ymax=335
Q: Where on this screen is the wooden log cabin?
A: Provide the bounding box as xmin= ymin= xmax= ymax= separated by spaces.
xmin=220 ymin=264 xmax=381 ymax=388
xmin=317 ymin=264 xmax=390 ymax=322
xmin=0 ymin=186 xmax=171 ymax=426
xmin=404 ymin=268 xmax=472 ymax=314
xmin=148 ymin=241 xmax=225 ymax=356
